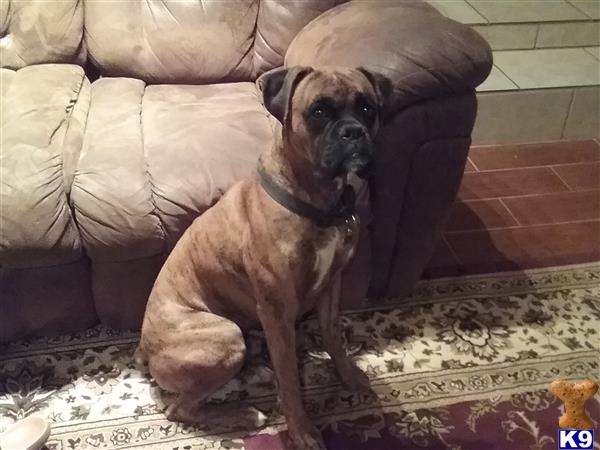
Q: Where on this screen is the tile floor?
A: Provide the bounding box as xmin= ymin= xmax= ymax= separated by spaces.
xmin=489 ymin=48 xmax=599 ymax=90
xmin=471 ymin=23 xmax=538 ymax=51
xmin=472 ymin=88 xmax=576 ymax=144
xmin=586 ymin=46 xmax=600 ymax=60
xmin=536 ymin=21 xmax=600 ymax=48
xmin=422 ymin=139 xmax=600 ymax=278
xmin=467 ymin=0 xmax=588 ymax=23
xmin=425 ymin=0 xmax=600 ymax=144
xmin=427 ymin=0 xmax=598 ymax=25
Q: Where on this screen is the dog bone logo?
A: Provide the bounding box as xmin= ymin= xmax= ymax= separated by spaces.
xmin=550 ymin=379 xmax=598 ymax=430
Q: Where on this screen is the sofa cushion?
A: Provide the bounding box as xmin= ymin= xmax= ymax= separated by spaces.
xmin=252 ymin=0 xmax=345 ymax=77
xmin=0 ymin=0 xmax=85 ymax=69
xmin=84 ymin=0 xmax=258 ymax=84
xmin=83 ymin=0 xmax=343 ymax=83
xmin=0 ymin=64 xmax=89 ymax=269
xmin=71 ymin=79 xmax=273 ymax=262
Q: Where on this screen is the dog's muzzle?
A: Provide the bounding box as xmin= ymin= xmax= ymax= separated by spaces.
xmin=316 ymin=119 xmax=374 ymax=179
xmin=337 ymin=120 xmax=373 ymax=178
xmin=347 ymin=154 xmax=373 ymax=178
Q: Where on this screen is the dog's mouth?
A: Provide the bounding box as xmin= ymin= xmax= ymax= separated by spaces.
xmin=343 ymin=151 xmax=373 ymax=178
xmin=315 ymin=125 xmax=375 ymax=180
xmin=315 ymin=145 xmax=373 ymax=180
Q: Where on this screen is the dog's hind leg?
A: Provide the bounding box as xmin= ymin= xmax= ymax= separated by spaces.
xmin=143 ymin=311 xmax=247 ymax=423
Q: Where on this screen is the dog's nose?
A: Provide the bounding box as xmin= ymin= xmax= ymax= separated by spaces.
xmin=339 ymin=124 xmax=366 ymax=141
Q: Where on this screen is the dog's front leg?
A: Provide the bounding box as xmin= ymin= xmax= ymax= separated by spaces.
xmin=257 ymin=301 xmax=325 ymax=450
xmin=317 ymin=275 xmax=369 ymax=391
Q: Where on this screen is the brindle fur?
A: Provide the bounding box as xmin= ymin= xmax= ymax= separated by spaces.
xmin=137 ymin=67 xmax=388 ymax=450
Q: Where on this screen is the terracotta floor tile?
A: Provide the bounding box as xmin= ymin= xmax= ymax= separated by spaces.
xmin=423 ymin=140 xmax=600 ymax=279
xmin=503 ymin=190 xmax=600 ymax=225
xmin=464 ymin=158 xmax=478 ymax=172
xmin=445 ymin=221 xmax=600 ymax=273
xmin=458 ymin=167 xmax=569 ymax=200
xmin=552 ymin=162 xmax=600 ymax=190
xmin=469 ymin=140 xmax=600 ymax=170
xmin=446 ymin=199 xmax=518 ymax=231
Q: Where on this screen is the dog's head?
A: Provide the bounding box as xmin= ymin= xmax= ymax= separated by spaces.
xmin=259 ymin=66 xmax=392 ymax=180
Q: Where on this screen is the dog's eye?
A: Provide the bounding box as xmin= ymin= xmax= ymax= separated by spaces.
xmin=360 ymin=104 xmax=375 ymax=117
xmin=311 ymin=107 xmax=326 ymax=119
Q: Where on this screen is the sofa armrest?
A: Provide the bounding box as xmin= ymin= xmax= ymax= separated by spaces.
xmin=287 ymin=1 xmax=489 ymax=300
xmin=285 ymin=0 xmax=492 ymax=115
xmin=367 ymin=94 xmax=477 ymax=299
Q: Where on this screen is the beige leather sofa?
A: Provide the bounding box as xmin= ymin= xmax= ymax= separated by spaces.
xmin=0 ymin=0 xmax=492 ymax=342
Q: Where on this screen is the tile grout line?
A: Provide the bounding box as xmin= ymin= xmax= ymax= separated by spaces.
xmin=459 ymin=189 xmax=596 ymax=203
xmin=497 ymin=198 xmax=522 ymax=226
xmin=583 ymin=47 xmax=600 ymax=62
xmin=550 ymin=166 xmax=575 ymax=191
xmin=463 ymin=0 xmax=490 ymax=25
xmin=444 ymin=218 xmax=600 ymax=236
xmin=560 ymin=88 xmax=576 ymax=139
xmin=465 ymin=15 xmax=596 ymax=28
xmin=531 ymin=45 xmax=600 ymax=52
xmin=471 ymin=139 xmax=600 ymax=150
xmin=465 ymin=159 xmax=600 ymax=173
xmin=564 ymin=0 xmax=596 ymax=20
xmin=491 ymin=47 xmax=600 ymax=54
xmin=465 ymin=14 xmax=595 ymax=26
xmin=492 ymin=62 xmax=521 ymax=89
xmin=533 ymin=23 xmax=540 ymax=48
xmin=459 ymin=187 xmax=599 ymax=202
xmin=476 ymin=85 xmax=599 ymax=98
xmin=492 ymin=45 xmax=600 ymax=58
xmin=467 ymin=156 xmax=480 ymax=172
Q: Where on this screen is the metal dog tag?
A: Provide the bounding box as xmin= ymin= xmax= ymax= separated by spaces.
xmin=344 ymin=214 xmax=359 ymax=239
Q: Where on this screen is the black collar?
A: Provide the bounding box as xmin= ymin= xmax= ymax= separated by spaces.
xmin=257 ymin=164 xmax=356 ymax=228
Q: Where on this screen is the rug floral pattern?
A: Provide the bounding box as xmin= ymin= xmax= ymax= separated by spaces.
xmin=1 ymin=263 xmax=599 ymax=449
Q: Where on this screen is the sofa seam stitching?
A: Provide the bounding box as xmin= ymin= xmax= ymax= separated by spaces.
xmin=139 ymin=84 xmax=168 ymax=251
xmin=55 ymin=68 xmax=87 ymax=260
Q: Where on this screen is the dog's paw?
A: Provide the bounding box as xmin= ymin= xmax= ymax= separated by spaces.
xmin=165 ymin=400 xmax=202 ymax=423
xmin=165 ymin=402 xmax=189 ymax=423
xmin=339 ymin=363 xmax=370 ymax=392
xmin=288 ymin=424 xmax=326 ymax=450
xmin=133 ymin=346 xmax=148 ymax=370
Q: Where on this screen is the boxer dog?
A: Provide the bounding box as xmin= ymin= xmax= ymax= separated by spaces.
xmin=137 ymin=66 xmax=391 ymax=450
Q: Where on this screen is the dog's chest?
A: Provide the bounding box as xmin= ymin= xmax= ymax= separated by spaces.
xmin=310 ymin=216 xmax=359 ymax=295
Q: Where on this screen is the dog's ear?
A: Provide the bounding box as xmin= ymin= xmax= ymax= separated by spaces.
xmin=358 ymin=68 xmax=393 ymax=121
xmin=258 ymin=66 xmax=313 ymax=124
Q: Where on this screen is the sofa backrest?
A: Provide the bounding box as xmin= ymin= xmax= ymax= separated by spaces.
xmin=0 ymin=0 xmax=85 ymax=69
xmin=84 ymin=0 xmax=346 ymax=84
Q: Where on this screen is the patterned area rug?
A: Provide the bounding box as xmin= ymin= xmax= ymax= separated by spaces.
xmin=1 ymin=263 xmax=599 ymax=450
